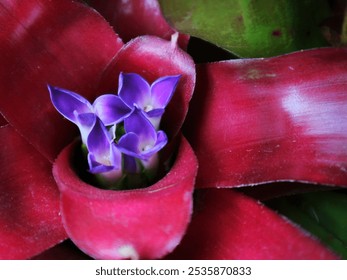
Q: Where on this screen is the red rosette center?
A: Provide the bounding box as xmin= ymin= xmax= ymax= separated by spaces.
xmin=53 ymin=135 xmax=198 ymax=259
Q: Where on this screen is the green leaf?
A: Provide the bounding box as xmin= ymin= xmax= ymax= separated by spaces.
xmin=266 ymin=191 xmax=347 ymax=259
xmin=159 ymin=0 xmax=331 ymax=57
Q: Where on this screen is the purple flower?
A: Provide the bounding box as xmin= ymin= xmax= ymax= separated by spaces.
xmin=48 ymin=85 xmax=96 ymax=144
xmin=48 ymin=85 xmax=130 ymax=143
xmin=87 ymin=117 xmax=122 ymax=183
xmin=48 ymin=73 xmax=174 ymax=187
xmin=117 ymin=107 xmax=168 ymax=161
xmin=118 ymin=72 xmax=181 ymax=128
xmin=93 ymin=94 xmax=131 ymax=125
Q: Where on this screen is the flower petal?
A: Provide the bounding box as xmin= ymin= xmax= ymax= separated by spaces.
xmin=87 ymin=118 xmax=121 ymax=171
xmin=118 ymin=107 xmax=161 ymax=159
xmin=93 ymin=94 xmax=131 ymax=125
xmin=124 ymin=107 xmax=156 ymax=145
xmin=146 ymin=108 xmax=165 ymax=118
xmin=117 ymin=132 xmax=141 ymax=158
xmin=0 ymin=126 xmax=67 ymax=259
xmin=75 ymin=112 xmax=97 ymax=145
xmin=118 ymin=73 xmax=151 ymax=109
xmin=151 ymin=75 xmax=181 ymax=108
xmin=53 ymin=134 xmax=198 ymax=259
xmin=142 ymin=131 xmax=168 ymax=159
xmin=87 ymin=154 xmax=115 ymax=174
xmin=167 ymin=189 xmax=338 ymax=260
xmin=48 ymin=85 xmax=93 ymax=123
xmin=184 ymin=48 xmax=347 ymax=189
xmin=88 ymin=0 xmax=189 ymax=49
xmin=0 ymin=0 xmax=123 ymax=162
xmin=97 ymin=35 xmax=196 ymax=139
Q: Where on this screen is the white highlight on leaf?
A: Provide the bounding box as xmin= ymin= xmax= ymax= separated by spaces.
xmin=117 ymin=244 xmax=139 ymax=260
xmin=282 ymin=86 xmax=347 ymax=136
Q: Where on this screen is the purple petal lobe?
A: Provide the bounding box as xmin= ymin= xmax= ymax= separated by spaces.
xmin=75 ymin=112 xmax=97 ymax=144
xmin=146 ymin=108 xmax=165 ymax=118
xmin=93 ymin=94 xmax=131 ymax=125
xmin=87 ymin=118 xmax=121 ymax=172
xmin=76 ymin=113 xmax=96 ymax=128
xmin=124 ymin=107 xmax=157 ymax=145
xmin=48 ymin=85 xmax=93 ymax=123
xmin=118 ymin=73 xmax=151 ymax=108
xmin=151 ymin=75 xmax=181 ymax=108
xmin=117 ymin=132 xmax=141 ymax=158
xmin=121 ymin=107 xmax=168 ymax=159
xmin=88 ymin=153 xmax=115 ymax=174
xmin=87 ymin=118 xmax=112 ymax=160
xmin=142 ymin=130 xmax=168 ymax=159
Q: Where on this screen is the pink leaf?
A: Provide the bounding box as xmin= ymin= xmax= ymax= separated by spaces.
xmin=0 ymin=126 xmax=67 ymax=259
xmin=167 ymin=189 xmax=338 ymax=259
xmin=89 ymin=0 xmax=189 ymax=49
xmin=184 ymin=48 xmax=347 ymax=189
xmin=0 ymin=0 xmax=123 ymax=162
xmin=53 ymin=135 xmax=198 ymax=259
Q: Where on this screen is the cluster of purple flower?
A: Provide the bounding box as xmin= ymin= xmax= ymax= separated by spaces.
xmin=48 ymin=72 xmax=180 ymax=188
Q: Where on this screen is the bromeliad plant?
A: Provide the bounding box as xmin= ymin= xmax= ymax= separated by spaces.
xmin=48 ymin=73 xmax=180 ymax=189
xmin=0 ymin=0 xmax=347 ymax=260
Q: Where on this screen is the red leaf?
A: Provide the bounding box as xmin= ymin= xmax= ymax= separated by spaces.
xmin=184 ymin=48 xmax=347 ymax=189
xmin=89 ymin=0 xmax=189 ymax=49
xmin=0 ymin=126 xmax=67 ymax=259
xmin=98 ymin=35 xmax=196 ymax=140
xmin=167 ymin=189 xmax=338 ymax=259
xmin=0 ymin=0 xmax=123 ymax=162
xmin=53 ymin=135 xmax=198 ymax=259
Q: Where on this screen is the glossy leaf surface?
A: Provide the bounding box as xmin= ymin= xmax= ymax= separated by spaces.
xmin=159 ymin=0 xmax=330 ymax=57
xmin=0 ymin=0 xmax=123 ymax=162
xmin=167 ymin=189 xmax=338 ymax=259
xmin=89 ymin=0 xmax=189 ymax=49
xmin=184 ymin=48 xmax=347 ymax=188
xmin=53 ymin=135 xmax=198 ymax=259
xmin=0 ymin=126 xmax=66 ymax=259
